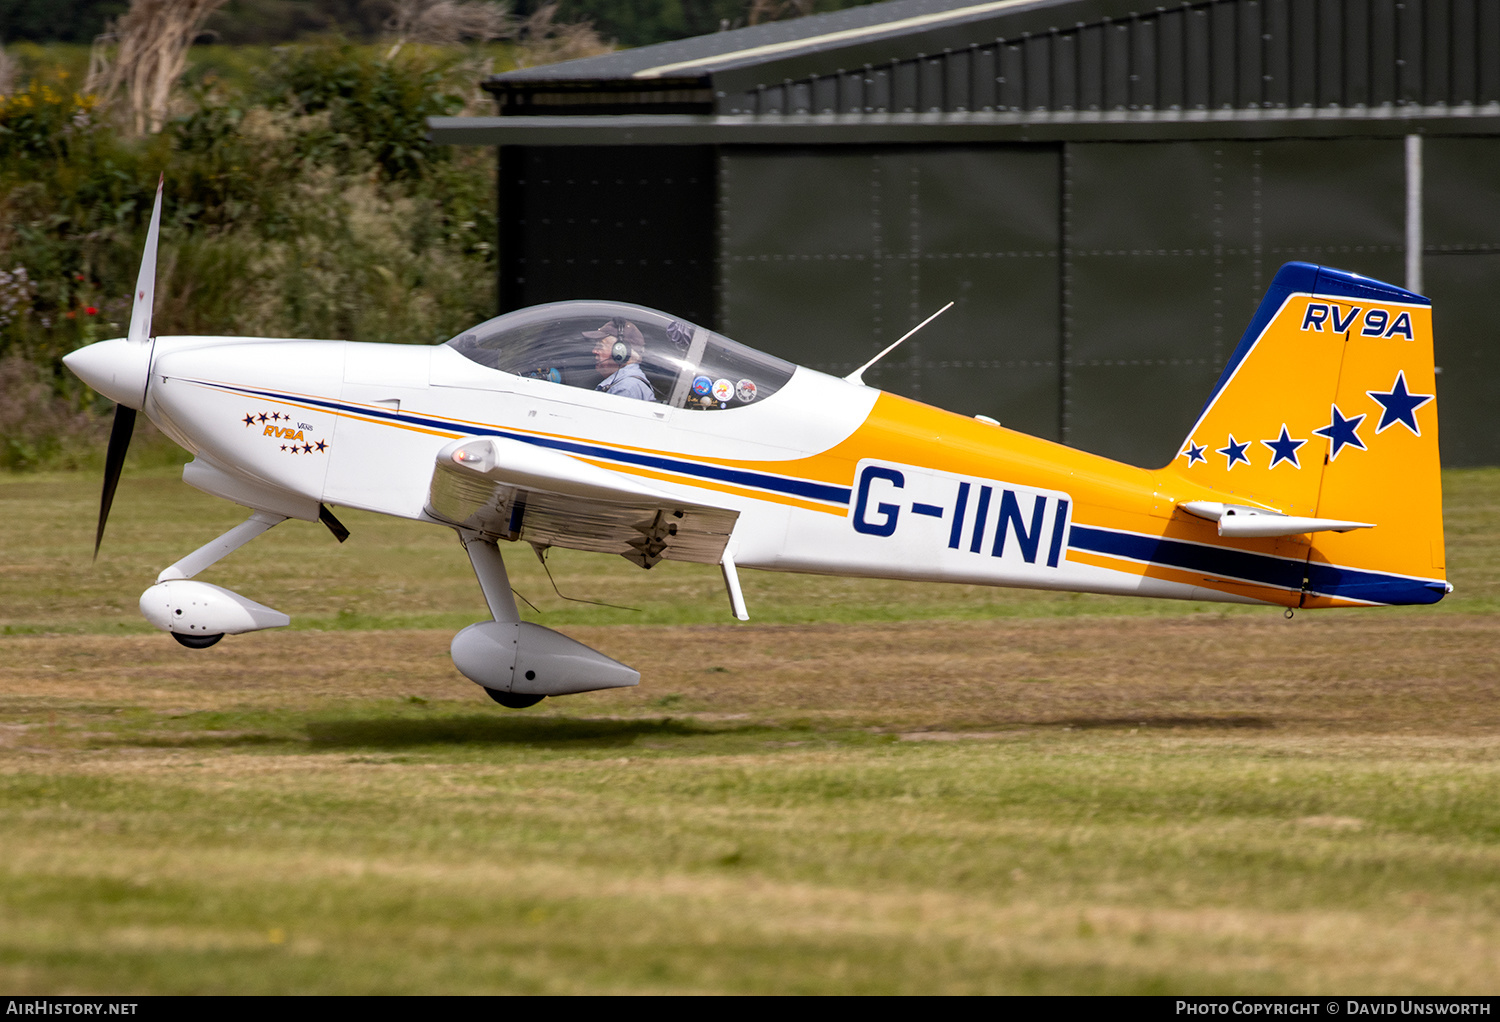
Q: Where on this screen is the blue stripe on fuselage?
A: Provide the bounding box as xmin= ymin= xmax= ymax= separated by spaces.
xmin=210 ymin=382 xmax=854 ymax=506
xmin=1068 ymin=524 xmax=1304 ymax=594
xmin=1068 ymin=524 xmax=1445 ymax=606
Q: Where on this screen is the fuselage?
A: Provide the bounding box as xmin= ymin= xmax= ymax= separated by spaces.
xmin=127 ymin=330 xmax=1292 ymax=609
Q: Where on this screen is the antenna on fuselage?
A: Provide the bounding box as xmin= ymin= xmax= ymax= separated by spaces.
xmin=844 ymin=301 xmax=955 ymax=387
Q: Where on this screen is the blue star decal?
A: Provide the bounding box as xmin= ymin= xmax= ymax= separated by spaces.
xmin=314 ymin=440 xmax=328 ymax=452
xmin=1367 ymin=371 xmax=1433 ymax=436
xmin=1261 ymin=425 xmax=1307 ymax=469
xmin=1217 ymin=434 xmax=1251 ymax=470
xmin=243 ymin=414 xmax=255 ymax=427
xmin=1181 ymin=440 xmax=1207 ymax=466
xmin=257 ymin=412 xmax=268 ymax=423
xmin=1313 ymin=404 xmax=1367 ymax=461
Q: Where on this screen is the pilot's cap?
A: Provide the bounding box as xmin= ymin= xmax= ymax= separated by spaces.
xmin=583 ymin=319 xmax=645 ymax=351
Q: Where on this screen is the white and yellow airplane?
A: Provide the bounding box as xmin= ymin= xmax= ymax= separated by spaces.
xmin=65 ymin=180 xmax=1449 ymax=707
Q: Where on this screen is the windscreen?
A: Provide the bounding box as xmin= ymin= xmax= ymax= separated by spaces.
xmin=446 ymin=302 xmax=794 ymax=410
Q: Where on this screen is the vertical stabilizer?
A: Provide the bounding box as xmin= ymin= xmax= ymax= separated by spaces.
xmin=1170 ymin=262 xmax=1447 ymax=606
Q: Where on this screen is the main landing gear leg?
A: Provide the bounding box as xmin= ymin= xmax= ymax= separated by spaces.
xmin=452 ymin=530 xmax=639 ymax=707
xmin=460 ymin=531 xmax=544 ymax=709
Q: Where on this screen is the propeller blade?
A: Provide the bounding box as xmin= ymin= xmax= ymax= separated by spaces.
xmin=94 ymin=404 xmax=136 ymax=561
xmin=91 ymin=176 xmax=163 ymax=559
xmin=126 ymin=175 xmax=164 ymax=347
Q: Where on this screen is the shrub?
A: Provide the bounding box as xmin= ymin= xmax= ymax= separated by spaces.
xmin=0 ymin=354 xmax=105 ymax=469
xmin=0 ymin=69 xmax=99 ymax=160
xmin=0 ymin=41 xmax=500 ymax=469
xmin=255 ymin=42 xmax=465 ymax=182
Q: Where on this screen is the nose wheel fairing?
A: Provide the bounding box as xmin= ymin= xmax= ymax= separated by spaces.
xmin=138 ymin=511 xmax=293 ymax=644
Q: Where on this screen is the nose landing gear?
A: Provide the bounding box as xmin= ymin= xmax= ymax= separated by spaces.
xmin=142 ymin=511 xmax=294 ymax=647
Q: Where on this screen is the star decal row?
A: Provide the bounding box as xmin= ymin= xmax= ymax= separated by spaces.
xmin=1180 ymin=371 xmax=1432 ymax=470
xmin=243 ymin=410 xmax=292 ymax=426
xmin=281 ymin=440 xmax=329 ymax=455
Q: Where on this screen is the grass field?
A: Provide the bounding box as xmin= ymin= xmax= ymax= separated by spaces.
xmin=0 ymin=467 xmax=1497 ymax=993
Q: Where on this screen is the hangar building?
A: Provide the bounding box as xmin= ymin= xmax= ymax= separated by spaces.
xmin=430 ymin=0 xmax=1500 ymax=468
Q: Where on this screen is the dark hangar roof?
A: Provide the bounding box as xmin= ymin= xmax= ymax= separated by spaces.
xmin=431 ymin=0 xmax=1500 ymax=144
xmin=490 ymin=0 xmax=988 ymax=83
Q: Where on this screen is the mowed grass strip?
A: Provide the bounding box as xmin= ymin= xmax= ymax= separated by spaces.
xmin=2 ymin=613 xmax=1499 ymax=993
xmin=5 ymin=614 xmax=1499 ymax=728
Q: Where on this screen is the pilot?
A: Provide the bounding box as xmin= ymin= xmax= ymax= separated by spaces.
xmin=586 ymin=319 xmax=654 ymax=401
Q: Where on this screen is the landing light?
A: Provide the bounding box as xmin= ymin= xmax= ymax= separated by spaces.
xmin=453 ymin=444 xmax=495 ymax=473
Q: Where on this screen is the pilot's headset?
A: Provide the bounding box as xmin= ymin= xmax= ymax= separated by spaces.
xmin=587 ymin=318 xmax=631 ymax=363
xmin=606 ymin=319 xmax=641 ymax=363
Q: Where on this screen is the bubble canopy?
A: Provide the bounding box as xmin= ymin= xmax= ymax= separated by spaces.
xmin=445 ymin=301 xmax=795 ymax=411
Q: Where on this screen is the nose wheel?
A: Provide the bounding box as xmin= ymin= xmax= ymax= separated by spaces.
xmin=171 ymin=631 xmax=224 ymax=649
xmin=484 ymin=689 xmax=544 ymax=709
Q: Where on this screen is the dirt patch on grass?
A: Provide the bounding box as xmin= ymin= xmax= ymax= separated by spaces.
xmin=897 ymin=730 xmax=1034 ymax=741
xmin=2 ymin=612 xmax=1497 ymax=734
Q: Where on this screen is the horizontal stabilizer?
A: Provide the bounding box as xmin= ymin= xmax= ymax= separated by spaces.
xmin=1180 ymin=501 xmax=1375 ymax=538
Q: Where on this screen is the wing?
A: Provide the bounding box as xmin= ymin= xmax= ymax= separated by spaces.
xmin=425 ymin=436 xmax=739 ymax=568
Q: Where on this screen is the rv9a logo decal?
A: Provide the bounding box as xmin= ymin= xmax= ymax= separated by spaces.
xmin=850 ymin=460 xmax=1073 ymax=570
xmin=243 ymin=410 xmax=329 ymax=455
xmin=1301 ymin=302 xmax=1414 ymax=340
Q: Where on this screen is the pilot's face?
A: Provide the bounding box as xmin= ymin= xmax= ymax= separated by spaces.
xmin=592 ymin=335 xmax=618 ymax=376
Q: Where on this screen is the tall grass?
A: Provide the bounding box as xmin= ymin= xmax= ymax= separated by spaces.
xmin=0 ymin=41 xmax=501 ymax=467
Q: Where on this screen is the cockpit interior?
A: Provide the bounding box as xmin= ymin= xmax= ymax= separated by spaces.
xmin=446 ymin=301 xmax=795 ymax=410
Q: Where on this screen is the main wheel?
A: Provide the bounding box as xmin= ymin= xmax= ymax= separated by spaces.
xmin=171 ymin=631 xmax=224 ymax=649
xmin=485 ymin=689 xmax=544 ymax=709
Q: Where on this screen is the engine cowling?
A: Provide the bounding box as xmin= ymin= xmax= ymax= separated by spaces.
xmin=451 ymin=621 xmax=639 ymax=696
xmin=139 ymin=580 xmax=290 ymax=638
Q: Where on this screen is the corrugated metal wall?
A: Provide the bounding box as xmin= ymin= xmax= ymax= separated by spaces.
xmin=712 ymin=136 xmax=1497 ymax=469
xmin=497 ymin=145 xmax=716 ymax=324
xmin=499 ymin=135 xmax=1497 ymax=467
xmin=718 ymin=146 xmax=1063 ymax=441
xmin=1426 ymin=137 xmax=1500 ymax=467
xmin=722 ymin=0 xmax=1500 ymax=116
xmin=1064 ymin=137 xmax=1406 ymax=465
